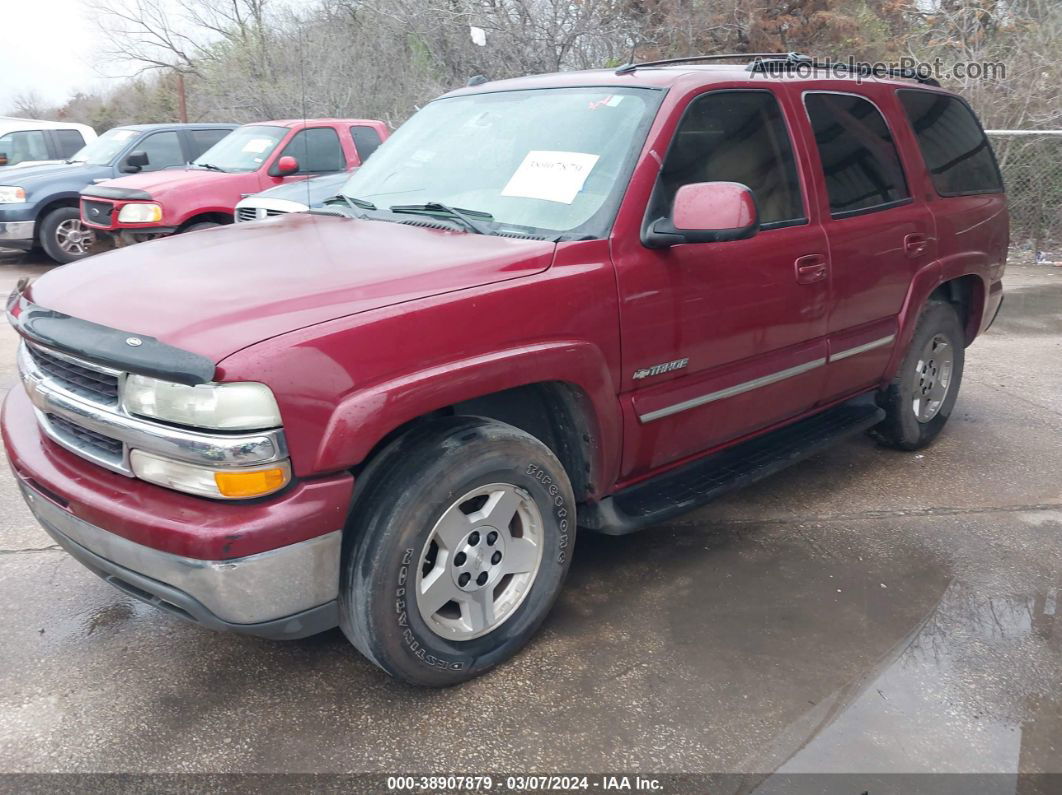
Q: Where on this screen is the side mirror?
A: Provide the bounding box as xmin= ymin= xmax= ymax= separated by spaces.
xmin=124 ymin=150 xmax=150 ymax=173
xmin=0 ymin=152 xmax=8 ymax=166
xmin=274 ymin=155 xmax=299 ymax=176
xmin=644 ymin=181 xmax=760 ymax=249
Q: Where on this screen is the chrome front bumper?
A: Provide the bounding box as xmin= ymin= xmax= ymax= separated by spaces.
xmin=21 ymin=481 xmax=341 ymax=636
xmin=0 ymin=220 xmax=34 ymax=247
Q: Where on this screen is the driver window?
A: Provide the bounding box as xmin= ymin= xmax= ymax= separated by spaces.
xmin=652 ymin=90 xmax=805 ymax=228
xmin=136 ymin=131 xmax=184 ymax=171
xmin=279 ymin=127 xmax=345 ymax=173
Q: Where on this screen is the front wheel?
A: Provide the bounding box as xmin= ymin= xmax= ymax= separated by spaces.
xmin=182 ymin=222 xmax=221 ymax=233
xmin=339 ymin=416 xmax=576 ymax=686
xmin=40 ymin=207 xmax=97 ymax=264
xmin=871 ymin=300 xmax=965 ymax=450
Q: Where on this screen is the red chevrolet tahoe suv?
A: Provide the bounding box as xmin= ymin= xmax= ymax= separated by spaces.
xmin=78 ymin=118 xmax=388 ymax=243
xmin=4 ymin=55 xmax=1007 ymax=686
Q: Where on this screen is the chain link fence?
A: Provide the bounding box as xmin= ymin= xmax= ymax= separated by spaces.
xmin=987 ymin=131 xmax=1062 ymax=264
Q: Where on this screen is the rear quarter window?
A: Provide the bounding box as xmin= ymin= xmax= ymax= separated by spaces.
xmin=350 ymin=125 xmax=383 ymax=161
xmin=898 ymin=90 xmax=1003 ymax=196
xmin=189 ymin=128 xmax=232 ymax=160
xmin=54 ymin=129 xmax=87 ymax=158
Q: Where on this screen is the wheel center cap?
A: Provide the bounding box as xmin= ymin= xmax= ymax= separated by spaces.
xmin=451 ymin=525 xmax=506 ymax=592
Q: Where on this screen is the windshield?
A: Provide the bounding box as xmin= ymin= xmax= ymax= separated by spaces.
xmin=340 ymin=87 xmax=661 ymax=238
xmin=69 ymin=128 xmax=140 ymax=165
xmin=193 ymin=125 xmax=287 ymax=172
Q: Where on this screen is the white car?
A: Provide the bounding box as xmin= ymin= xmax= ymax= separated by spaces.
xmin=0 ymin=117 xmax=97 ymax=171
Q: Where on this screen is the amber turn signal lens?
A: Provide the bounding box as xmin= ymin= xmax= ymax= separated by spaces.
xmin=214 ymin=466 xmax=290 ymax=498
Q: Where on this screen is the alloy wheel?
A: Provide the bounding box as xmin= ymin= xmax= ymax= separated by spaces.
xmin=415 ymin=482 xmax=544 ymax=641
xmin=55 ymin=219 xmax=96 ymax=256
xmin=913 ymin=333 xmax=954 ymax=422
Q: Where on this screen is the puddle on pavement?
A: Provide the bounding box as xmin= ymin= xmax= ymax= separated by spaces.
xmin=750 ymin=581 xmax=1061 ymax=780
xmin=552 ymin=523 xmax=1061 ymax=777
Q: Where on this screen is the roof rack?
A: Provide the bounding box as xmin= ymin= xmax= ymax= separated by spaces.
xmin=614 ymin=51 xmax=941 ymax=86
xmin=614 ymin=53 xmax=791 ymax=75
xmin=748 ymin=52 xmax=940 ymax=86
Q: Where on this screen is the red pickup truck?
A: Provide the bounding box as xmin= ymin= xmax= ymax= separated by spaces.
xmin=79 ymin=119 xmax=387 ymax=242
xmin=4 ymin=55 xmax=1006 ymax=686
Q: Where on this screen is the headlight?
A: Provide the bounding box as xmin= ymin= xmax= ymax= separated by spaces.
xmin=0 ymin=186 xmax=26 ymax=203
xmin=130 ymin=450 xmax=291 ymax=499
xmin=117 ymin=202 xmax=163 ymax=223
xmin=123 ymin=375 xmax=282 ymax=431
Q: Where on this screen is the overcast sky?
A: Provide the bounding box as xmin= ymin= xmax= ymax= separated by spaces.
xmin=0 ymin=0 xmax=131 ymax=113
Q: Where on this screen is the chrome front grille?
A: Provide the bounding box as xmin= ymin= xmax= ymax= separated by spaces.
xmin=17 ymin=340 xmax=288 ymax=479
xmin=44 ymin=413 xmax=124 ymax=468
xmin=27 ymin=344 xmax=119 ymax=406
xmin=236 ymin=205 xmax=291 ymax=223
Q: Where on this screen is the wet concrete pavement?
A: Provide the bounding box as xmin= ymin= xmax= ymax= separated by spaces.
xmin=0 ymin=247 xmax=1059 ymax=778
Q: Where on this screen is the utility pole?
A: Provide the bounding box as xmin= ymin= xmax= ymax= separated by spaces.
xmin=176 ymin=71 xmax=188 ymax=123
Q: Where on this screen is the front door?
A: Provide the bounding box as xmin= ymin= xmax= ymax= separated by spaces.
xmin=612 ymin=88 xmax=830 ymax=478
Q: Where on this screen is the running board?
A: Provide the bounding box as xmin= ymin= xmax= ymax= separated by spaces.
xmin=580 ymin=395 xmax=885 ymax=535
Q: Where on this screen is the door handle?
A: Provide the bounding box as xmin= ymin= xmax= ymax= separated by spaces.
xmin=794 ymin=254 xmax=828 ymax=285
xmin=904 ymin=233 xmax=933 ymax=258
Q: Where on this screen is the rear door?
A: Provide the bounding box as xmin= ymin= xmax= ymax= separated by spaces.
xmin=612 ymin=88 xmax=830 ymax=477
xmin=798 ymin=90 xmax=937 ymax=401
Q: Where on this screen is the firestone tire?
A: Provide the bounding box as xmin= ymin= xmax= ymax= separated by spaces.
xmin=871 ymin=300 xmax=965 ymax=451
xmin=339 ymin=416 xmax=576 ymax=686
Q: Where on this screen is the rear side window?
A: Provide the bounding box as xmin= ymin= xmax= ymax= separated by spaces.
xmin=54 ymin=129 xmax=86 ymax=158
xmin=0 ymin=130 xmax=49 ymax=165
xmin=189 ymin=128 xmax=231 ymax=160
xmin=898 ymin=90 xmax=1003 ymax=196
xmin=350 ymin=125 xmax=383 ymax=161
xmin=805 ymin=93 xmax=909 ymax=217
xmin=652 ymin=90 xmax=805 ymax=227
xmin=280 ymin=127 xmax=345 ymax=172
xmin=136 ymin=131 xmax=185 ymax=171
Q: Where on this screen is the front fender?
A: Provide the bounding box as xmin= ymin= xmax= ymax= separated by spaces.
xmin=315 ymin=339 xmax=621 ymax=492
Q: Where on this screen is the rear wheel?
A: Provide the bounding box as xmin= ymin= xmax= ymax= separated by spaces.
xmin=40 ymin=207 xmax=97 ymax=264
xmin=871 ymin=300 xmax=965 ymax=450
xmin=339 ymin=416 xmax=576 ymax=686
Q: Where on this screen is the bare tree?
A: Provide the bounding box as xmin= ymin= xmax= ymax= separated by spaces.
xmin=8 ymin=90 xmax=50 ymax=119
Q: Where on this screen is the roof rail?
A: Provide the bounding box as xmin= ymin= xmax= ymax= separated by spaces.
xmin=747 ymin=52 xmax=941 ymax=86
xmin=614 ymin=53 xmax=793 ymax=75
xmin=614 ymin=51 xmax=941 ymax=87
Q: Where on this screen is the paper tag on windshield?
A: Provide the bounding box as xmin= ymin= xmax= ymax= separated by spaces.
xmin=242 ymin=138 xmax=273 ymax=154
xmin=501 ymin=151 xmax=600 ymax=204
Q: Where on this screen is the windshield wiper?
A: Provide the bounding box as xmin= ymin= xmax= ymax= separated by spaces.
xmin=389 ymin=202 xmax=493 ymax=235
xmin=195 ymin=162 xmax=226 ymax=172
xmin=337 ymin=195 xmax=377 ymax=210
xmin=323 ymin=194 xmax=375 ymax=218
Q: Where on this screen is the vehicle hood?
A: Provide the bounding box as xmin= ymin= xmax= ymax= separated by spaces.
xmin=92 ymin=167 xmax=236 ymax=199
xmin=252 ymin=171 xmax=350 ymax=205
xmin=26 ymin=212 xmax=556 ymax=364
xmin=1 ymin=161 xmax=103 ymax=188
